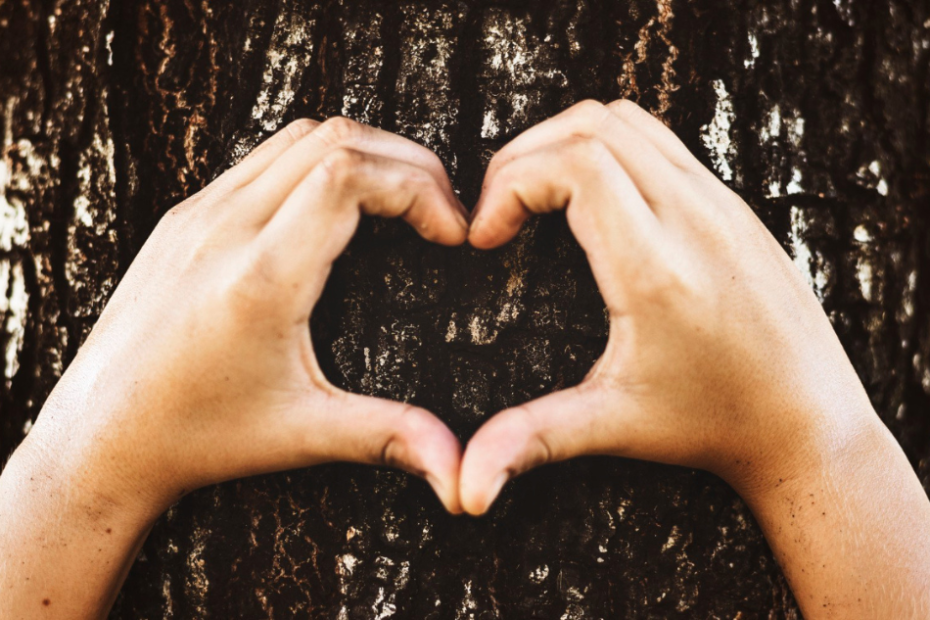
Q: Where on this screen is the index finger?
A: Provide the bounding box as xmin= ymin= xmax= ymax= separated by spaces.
xmin=479 ymin=100 xmax=693 ymax=219
xmin=469 ymin=137 xmax=662 ymax=314
xmin=241 ymin=117 xmax=466 ymax=225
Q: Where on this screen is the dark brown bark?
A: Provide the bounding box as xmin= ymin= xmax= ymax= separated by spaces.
xmin=2 ymin=0 xmax=929 ymax=617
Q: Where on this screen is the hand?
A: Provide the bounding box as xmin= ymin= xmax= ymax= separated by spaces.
xmin=460 ymin=99 xmax=874 ymax=510
xmin=22 ymin=117 xmax=468 ymax=515
xmin=459 ymin=100 xmax=930 ymax=618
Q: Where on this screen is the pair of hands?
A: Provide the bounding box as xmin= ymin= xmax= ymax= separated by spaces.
xmin=10 ymin=99 xmax=930 ymax=620
xmin=28 ymin=99 xmax=873 ymax=520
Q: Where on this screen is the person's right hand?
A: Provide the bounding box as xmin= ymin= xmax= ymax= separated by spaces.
xmin=19 ymin=117 xmax=469 ymax=518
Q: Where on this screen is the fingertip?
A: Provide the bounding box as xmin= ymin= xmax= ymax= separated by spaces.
xmin=409 ymin=191 xmax=469 ymax=247
xmin=430 ymin=224 xmax=468 ymax=247
xmin=459 ymin=402 xmax=563 ymax=515
xmin=467 ymin=218 xmax=518 ymax=250
xmin=459 ymin=483 xmax=487 ymax=516
xmin=447 ymin=210 xmax=470 ymax=246
xmin=466 ymin=226 xmax=494 ymax=250
xmin=443 ymin=194 xmax=470 ymax=246
xmin=426 ymin=472 xmax=464 ymax=515
xmin=467 ymin=186 xmax=530 ymax=249
xmin=460 ymin=471 xmax=509 ymax=516
xmin=458 ymin=418 xmax=518 ymax=515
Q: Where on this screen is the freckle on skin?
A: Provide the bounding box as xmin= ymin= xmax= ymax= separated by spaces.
xmin=42 ymin=598 xmax=50 ymax=606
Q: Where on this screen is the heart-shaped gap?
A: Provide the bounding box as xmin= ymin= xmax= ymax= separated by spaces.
xmin=311 ymin=212 xmax=609 ymax=443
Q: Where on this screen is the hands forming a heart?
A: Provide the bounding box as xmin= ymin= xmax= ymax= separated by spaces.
xmin=21 ymin=99 xmax=876 ymax=516
xmin=6 ymin=100 xmax=930 ymax=620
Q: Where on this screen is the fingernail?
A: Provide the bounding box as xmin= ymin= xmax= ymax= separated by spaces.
xmin=486 ymin=472 xmax=510 ymax=511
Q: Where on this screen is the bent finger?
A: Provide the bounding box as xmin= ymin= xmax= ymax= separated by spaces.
xmin=604 ymin=99 xmax=709 ymax=174
xmin=469 ymin=138 xmax=661 ymax=310
xmin=256 ymin=148 xmax=468 ymax=307
xmin=220 ymin=119 xmax=323 ymax=189
xmin=480 ymin=100 xmax=686 ymax=216
xmin=242 ymin=117 xmax=464 ymax=224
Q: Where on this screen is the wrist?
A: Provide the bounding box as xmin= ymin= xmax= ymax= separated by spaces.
xmin=13 ymin=419 xmax=174 ymax=527
xmin=721 ymin=403 xmax=887 ymax=506
xmin=0 ymin=430 xmax=161 ymax=619
xmin=714 ymin=405 xmax=930 ymax=618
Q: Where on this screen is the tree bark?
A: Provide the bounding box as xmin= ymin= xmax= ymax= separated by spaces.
xmin=2 ymin=0 xmax=929 ymax=617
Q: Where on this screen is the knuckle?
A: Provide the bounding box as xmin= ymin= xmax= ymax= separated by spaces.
xmin=155 ymin=192 xmax=212 ymax=237
xmin=283 ymin=118 xmax=318 ymax=142
xmin=487 ymin=148 xmax=511 ymax=176
xmin=316 ymin=115 xmax=361 ymax=145
xmin=608 ymin=98 xmax=644 ymax=121
xmin=491 ymin=157 xmax=520 ymax=188
xmin=510 ymin=406 xmax=553 ymax=469
xmin=379 ymin=405 xmax=422 ymax=470
xmin=420 ymin=151 xmax=449 ymax=181
xmin=567 ymin=98 xmax=609 ymax=124
xmin=221 ymin=249 xmax=280 ymax=319
xmin=530 ymin=432 xmax=553 ymax=469
xmin=379 ymin=433 xmax=400 ymax=468
xmin=426 ymin=150 xmax=445 ymax=170
xmin=404 ymin=165 xmax=435 ymax=191
xmin=565 ymin=136 xmax=612 ymax=170
xmin=637 ymin=263 xmax=696 ymax=307
xmin=317 ymin=147 xmax=364 ymax=188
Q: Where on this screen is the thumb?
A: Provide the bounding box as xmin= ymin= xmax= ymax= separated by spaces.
xmin=459 ymin=384 xmax=634 ymax=516
xmin=293 ymin=391 xmax=463 ymax=514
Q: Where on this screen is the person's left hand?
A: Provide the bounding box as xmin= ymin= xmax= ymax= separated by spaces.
xmin=457 ymin=99 xmax=880 ymax=516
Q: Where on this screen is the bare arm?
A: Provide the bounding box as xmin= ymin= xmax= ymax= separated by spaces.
xmin=460 ymin=99 xmax=930 ymax=618
xmin=743 ymin=419 xmax=930 ymax=616
xmin=0 ymin=117 xmax=468 ymax=619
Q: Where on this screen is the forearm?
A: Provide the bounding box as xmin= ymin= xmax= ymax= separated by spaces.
xmin=736 ymin=415 xmax=930 ymax=619
xmin=0 ymin=433 xmax=159 ymax=620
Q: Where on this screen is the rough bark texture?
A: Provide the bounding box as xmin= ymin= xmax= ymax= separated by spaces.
xmin=2 ymin=1 xmax=930 ymax=617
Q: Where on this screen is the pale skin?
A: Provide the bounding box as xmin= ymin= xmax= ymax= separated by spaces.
xmin=1 ymin=101 xmax=928 ymax=619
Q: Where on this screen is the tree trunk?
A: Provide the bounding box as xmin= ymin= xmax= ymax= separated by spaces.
xmin=2 ymin=0 xmax=929 ymax=617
